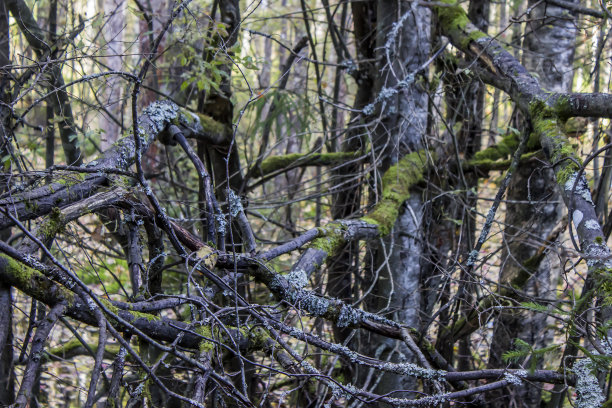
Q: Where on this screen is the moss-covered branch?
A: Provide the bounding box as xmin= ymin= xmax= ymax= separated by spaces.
xmin=257 ymin=151 xmax=362 ymax=176
xmin=290 ymin=150 xmax=429 ymax=281
xmin=41 ymin=339 xmax=125 ymax=364
xmin=360 ymin=150 xmax=428 ymax=235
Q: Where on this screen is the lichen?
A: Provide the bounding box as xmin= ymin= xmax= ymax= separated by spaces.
xmin=564 ymin=172 xmax=594 ymax=205
xmin=381 ymin=361 xmax=446 ymax=380
xmin=142 ymin=101 xmax=180 ymax=134
xmin=504 ymin=372 xmax=523 ymax=385
xmin=228 ymin=189 xmax=243 ymax=217
xmin=584 ymin=244 xmax=612 ymax=269
xmin=337 ymin=304 xmax=363 ymax=328
xmin=573 ymin=358 xmax=605 ymax=408
xmin=286 ymin=268 xmax=308 ymax=289
xmin=292 ymin=291 xmax=330 ymax=316
xmin=585 ymin=220 xmax=600 ymax=231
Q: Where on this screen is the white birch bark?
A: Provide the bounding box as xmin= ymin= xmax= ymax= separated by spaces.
xmin=99 ymin=0 xmax=126 ymax=150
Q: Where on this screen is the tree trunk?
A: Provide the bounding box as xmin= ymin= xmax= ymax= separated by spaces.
xmin=487 ymin=2 xmax=576 ymax=406
xmin=362 ymin=0 xmax=431 ymax=398
xmin=99 ymin=0 xmax=126 ymax=150
xmin=0 ymin=1 xmax=14 ymax=404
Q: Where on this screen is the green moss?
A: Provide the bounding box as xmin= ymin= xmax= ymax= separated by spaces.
xmin=245 ymin=326 xmax=270 ymax=349
xmin=97 ymin=297 xmax=159 ymax=322
xmin=172 ymin=108 xmax=226 ymax=136
xmin=434 ymin=0 xmax=487 ymax=48
xmin=555 ymin=161 xmax=580 ymax=186
xmin=529 ymin=98 xmax=582 ymax=185
xmin=553 ymin=95 xmax=571 ymax=121
xmin=194 ymin=325 xmax=269 ymax=354
xmin=382 ymin=151 xmax=427 ymax=201
xmin=527 ymin=131 xmax=541 ymax=150
xmin=99 ymin=298 xmax=120 ymax=316
xmin=309 ymin=223 xmax=347 ymax=255
xmin=127 ymin=310 xmax=161 ymax=322
xmin=259 ymin=151 xmax=360 ymax=176
xmin=473 ymin=132 xmax=519 ymax=161
xmin=0 ymin=254 xmax=77 ymax=307
xmin=55 ymin=338 xmax=83 ymax=353
xmin=195 ymin=112 xmax=225 ymax=135
xmin=260 ymin=153 xmax=305 ymax=174
xmin=55 ymin=173 xmax=85 ymax=187
xmin=361 ymin=201 xmax=400 ymax=236
xmin=39 ymin=207 xmax=66 ymax=240
xmin=24 ymin=199 xmax=39 ymax=213
xmin=360 ymin=151 xmax=427 ymax=235
xmin=196 ymin=325 xmax=215 ymax=353
xmin=467 ymin=152 xmax=540 ymax=172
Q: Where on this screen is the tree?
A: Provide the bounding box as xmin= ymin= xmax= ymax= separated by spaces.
xmin=1 ymin=0 xmax=612 ymax=407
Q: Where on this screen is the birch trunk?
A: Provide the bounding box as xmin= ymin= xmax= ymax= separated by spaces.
xmin=488 ymin=2 xmax=576 ymax=406
xmin=99 ymin=0 xmax=126 ymax=150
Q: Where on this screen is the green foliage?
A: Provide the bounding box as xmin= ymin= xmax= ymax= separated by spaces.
xmin=519 ymin=301 xmax=548 ymax=314
xmin=179 ymin=45 xmax=228 ymax=93
xmin=503 ymin=338 xmax=561 ymax=372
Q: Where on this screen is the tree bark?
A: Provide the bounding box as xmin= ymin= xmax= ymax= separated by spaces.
xmin=362 ymin=0 xmax=431 ymax=398
xmin=487 ymin=3 xmax=576 ymax=406
xmin=99 ymin=0 xmax=126 ymax=150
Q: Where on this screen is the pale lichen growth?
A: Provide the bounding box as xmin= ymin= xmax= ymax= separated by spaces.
xmin=573 ymin=358 xmax=604 ymax=408
xmin=143 ymin=101 xmax=179 ymax=134
xmin=362 ymin=78 xmax=415 ymax=116
xmin=504 ymin=371 xmax=526 ymax=386
xmin=286 ymin=268 xmax=308 ymax=289
xmin=466 ymin=249 xmax=479 ymax=267
xmin=381 ymin=362 xmax=446 ymax=380
xmin=585 ymin=219 xmax=600 ymax=230
xmin=337 ymin=304 xmax=364 ymax=328
xmin=228 ymin=189 xmax=243 ymax=217
xmin=584 ymin=243 xmax=612 ymax=268
xmin=86 ymin=296 xmax=97 ymax=311
xmin=564 ymin=172 xmax=594 ymax=205
xmin=215 ymin=209 xmax=227 ymax=235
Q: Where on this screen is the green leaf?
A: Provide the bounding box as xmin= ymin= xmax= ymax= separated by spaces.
xmin=520 ymin=302 xmax=548 ymax=313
